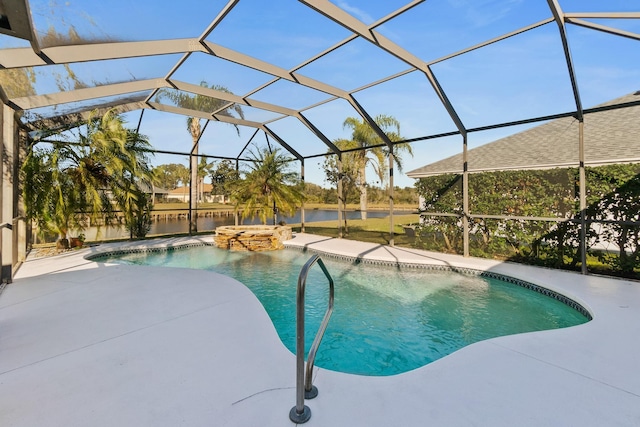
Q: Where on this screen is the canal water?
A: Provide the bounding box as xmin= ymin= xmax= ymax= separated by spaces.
xmin=74 ymin=209 xmax=412 ymax=241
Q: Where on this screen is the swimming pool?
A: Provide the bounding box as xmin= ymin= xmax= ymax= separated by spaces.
xmin=95 ymin=245 xmax=590 ymax=376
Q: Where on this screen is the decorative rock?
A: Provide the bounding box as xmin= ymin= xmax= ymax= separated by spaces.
xmin=214 ymin=225 xmax=292 ymax=251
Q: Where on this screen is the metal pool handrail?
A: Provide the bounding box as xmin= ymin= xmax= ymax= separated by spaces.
xmin=289 ymin=254 xmax=335 ymax=424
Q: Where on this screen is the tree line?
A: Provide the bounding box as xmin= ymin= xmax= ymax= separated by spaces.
xmin=152 ymin=161 xmax=417 ymax=206
xmin=152 ymin=159 xmax=239 ymax=199
xmin=22 ymin=109 xmax=416 ymax=244
xmin=21 ymin=75 xmax=415 ymax=243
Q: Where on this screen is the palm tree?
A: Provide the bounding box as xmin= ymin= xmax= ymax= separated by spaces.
xmin=110 ymin=129 xmax=155 ymax=239
xmin=23 ymin=109 xmax=154 ymax=245
xmin=341 ymin=114 xmax=411 ymax=219
xmin=22 ymin=146 xmax=78 ymax=245
xmin=322 ymin=138 xmax=361 ymax=234
xmin=197 ymin=157 xmax=214 ymax=202
xmin=233 ymin=147 xmax=305 ymax=225
xmin=158 ymin=81 xmax=244 ymax=233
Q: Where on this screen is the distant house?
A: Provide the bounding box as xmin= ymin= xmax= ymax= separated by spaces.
xmin=407 ymin=92 xmax=640 ymax=178
xmin=166 ymin=186 xmax=191 ymax=203
xmin=104 ymin=182 xmax=169 ymax=203
xmin=137 ymin=182 xmax=169 ymax=202
xmin=166 ymin=184 xmax=228 ymax=203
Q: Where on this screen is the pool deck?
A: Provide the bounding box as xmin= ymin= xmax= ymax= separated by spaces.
xmin=1 ymin=233 xmax=639 ymax=426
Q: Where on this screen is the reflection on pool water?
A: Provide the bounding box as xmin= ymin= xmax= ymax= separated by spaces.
xmin=97 ymin=246 xmax=590 ymax=376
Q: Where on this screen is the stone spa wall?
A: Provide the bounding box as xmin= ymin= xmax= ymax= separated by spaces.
xmin=214 ymin=225 xmax=293 ymax=251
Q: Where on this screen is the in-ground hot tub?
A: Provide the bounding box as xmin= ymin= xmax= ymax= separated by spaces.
xmin=214 ymin=225 xmax=292 ymax=251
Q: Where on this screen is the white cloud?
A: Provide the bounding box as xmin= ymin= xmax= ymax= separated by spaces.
xmin=448 ymin=0 xmax=524 ymax=28
xmin=335 ymin=1 xmax=375 ymax=24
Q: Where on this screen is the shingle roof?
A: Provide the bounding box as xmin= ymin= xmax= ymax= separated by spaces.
xmin=407 ymin=92 xmax=640 ymax=178
xmin=137 ymin=182 xmax=169 ymax=194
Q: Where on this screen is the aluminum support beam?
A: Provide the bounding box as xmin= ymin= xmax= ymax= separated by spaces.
xmin=300 ymin=159 xmax=305 ymax=233
xmin=261 ymin=125 xmax=304 ymax=162
xmin=563 ymin=12 xmax=640 ymax=19
xmin=547 ymin=0 xmax=583 ymax=120
xmin=0 ymin=0 xmax=34 ymax=40
xmin=389 ymin=153 xmax=395 ymax=247
xmin=147 ymin=102 xmax=263 ymax=128
xmin=296 ymin=112 xmax=341 ymax=155
xmin=462 ymin=134 xmax=469 ymax=257
xmin=25 ymin=101 xmax=147 ymax=138
xmin=197 ymin=0 xmax=240 ymax=40
xmin=428 ymin=18 xmax=554 ymax=66
xmin=1 ymin=104 xmax=15 ymax=283
xmin=11 ymin=78 xmax=168 ymax=110
xmin=347 ymin=95 xmax=394 ymax=150
xmin=300 ymin=0 xmax=467 ymax=136
xmin=202 ymin=41 xmax=348 ymax=99
xmin=567 ymin=18 xmax=640 ymax=42
xmin=0 ymin=39 xmax=205 ymax=69
xmin=170 ymin=80 xmax=297 ymax=116
xmin=578 ymin=120 xmax=587 ymax=274
xmin=146 ymin=0 xmax=241 ymax=104
xmin=337 ymin=156 xmax=343 ymax=239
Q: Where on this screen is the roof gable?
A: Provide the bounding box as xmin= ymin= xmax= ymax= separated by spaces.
xmin=407 ymin=92 xmax=640 ymax=178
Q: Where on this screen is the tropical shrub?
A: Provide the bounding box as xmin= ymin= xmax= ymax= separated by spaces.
xmin=233 ymin=146 xmax=305 ymax=225
xmin=414 ymin=164 xmax=640 ymax=277
xmin=22 ymin=109 xmax=154 ymax=242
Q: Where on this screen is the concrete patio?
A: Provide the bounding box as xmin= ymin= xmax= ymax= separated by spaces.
xmin=1 ymin=233 xmax=639 ymax=426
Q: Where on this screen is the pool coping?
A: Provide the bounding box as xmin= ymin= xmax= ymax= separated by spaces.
xmin=2 ymin=233 xmax=640 ymax=426
xmin=86 ymin=237 xmax=592 ymax=321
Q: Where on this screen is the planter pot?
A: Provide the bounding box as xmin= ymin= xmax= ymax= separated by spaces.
xmin=69 ymin=237 xmax=83 ymax=248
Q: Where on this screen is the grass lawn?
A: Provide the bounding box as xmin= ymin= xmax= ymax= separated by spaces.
xmin=291 ymin=214 xmax=420 ymax=247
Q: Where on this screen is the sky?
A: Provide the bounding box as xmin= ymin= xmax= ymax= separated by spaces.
xmin=2 ymin=0 xmax=640 ymax=188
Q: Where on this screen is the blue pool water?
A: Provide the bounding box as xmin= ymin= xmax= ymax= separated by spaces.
xmin=99 ymin=246 xmax=589 ymax=376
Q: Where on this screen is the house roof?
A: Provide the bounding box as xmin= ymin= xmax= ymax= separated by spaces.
xmin=406 ymin=92 xmax=640 ymax=178
xmin=138 ymin=182 xmax=169 ymax=194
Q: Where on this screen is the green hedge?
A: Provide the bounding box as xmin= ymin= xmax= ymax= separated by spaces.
xmin=415 ymin=164 xmax=640 ymax=278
